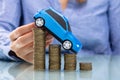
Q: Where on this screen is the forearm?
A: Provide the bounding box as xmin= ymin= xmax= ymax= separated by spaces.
xmin=108 ymin=0 xmax=120 ymax=54
xmin=0 ymin=25 xmax=22 ymax=61
xmin=0 ymin=0 xmax=22 ymax=60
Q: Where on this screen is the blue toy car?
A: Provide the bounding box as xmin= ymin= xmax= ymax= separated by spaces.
xmin=34 ymin=8 xmax=82 ymax=53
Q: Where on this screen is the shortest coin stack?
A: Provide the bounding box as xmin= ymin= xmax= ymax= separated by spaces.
xmin=80 ymin=63 xmax=92 ymax=71
xmin=49 ymin=44 xmax=61 ymax=70
xmin=64 ymin=53 xmax=76 ymax=70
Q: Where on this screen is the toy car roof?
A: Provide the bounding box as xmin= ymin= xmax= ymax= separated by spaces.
xmin=44 ymin=8 xmax=71 ymax=32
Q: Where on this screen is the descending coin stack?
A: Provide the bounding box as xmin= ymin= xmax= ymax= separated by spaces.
xmin=33 ymin=28 xmax=46 ymax=70
xmin=33 ymin=28 xmax=78 ymax=71
xmin=64 ymin=53 xmax=76 ymax=70
xmin=49 ymin=44 xmax=61 ymax=70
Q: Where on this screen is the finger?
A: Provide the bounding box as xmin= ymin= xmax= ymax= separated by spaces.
xmin=16 ymin=51 xmax=33 ymax=64
xmin=14 ymin=42 xmax=33 ymax=58
xmin=10 ymin=22 xmax=35 ymax=41
xmin=23 ymin=52 xmax=33 ymax=64
xmin=46 ymin=38 xmax=54 ymax=48
xmin=45 ymin=31 xmax=49 ymax=35
xmin=46 ymin=35 xmax=53 ymax=41
xmin=46 ymin=38 xmax=53 ymax=43
xmin=11 ymin=31 xmax=33 ymax=50
xmin=46 ymin=33 xmax=53 ymax=40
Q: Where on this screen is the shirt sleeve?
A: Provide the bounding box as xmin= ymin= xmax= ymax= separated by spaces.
xmin=108 ymin=0 xmax=120 ymax=54
xmin=0 ymin=0 xmax=22 ymax=61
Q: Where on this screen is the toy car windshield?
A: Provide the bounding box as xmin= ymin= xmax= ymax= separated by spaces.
xmin=34 ymin=8 xmax=82 ymax=53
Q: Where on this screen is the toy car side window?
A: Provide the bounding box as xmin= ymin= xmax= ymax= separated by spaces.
xmin=46 ymin=9 xmax=67 ymax=31
xmin=67 ymin=21 xmax=71 ymax=32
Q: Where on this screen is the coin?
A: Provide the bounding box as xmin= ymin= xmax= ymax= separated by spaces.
xmin=49 ymin=44 xmax=61 ymax=70
xmin=80 ymin=63 xmax=92 ymax=71
xmin=49 ymin=44 xmax=61 ymax=55
xmin=33 ymin=28 xmax=46 ymax=70
xmin=34 ymin=47 xmax=45 ymax=54
xmin=49 ymin=57 xmax=61 ymax=62
xmin=64 ymin=53 xmax=76 ymax=70
xmin=49 ymin=64 xmax=60 ymax=70
xmin=33 ymin=28 xmax=45 ymax=46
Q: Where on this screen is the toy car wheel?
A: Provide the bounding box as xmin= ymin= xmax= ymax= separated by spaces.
xmin=35 ymin=18 xmax=44 ymax=27
xmin=62 ymin=40 xmax=72 ymax=50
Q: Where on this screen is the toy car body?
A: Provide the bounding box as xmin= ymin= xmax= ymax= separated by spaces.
xmin=34 ymin=8 xmax=82 ymax=53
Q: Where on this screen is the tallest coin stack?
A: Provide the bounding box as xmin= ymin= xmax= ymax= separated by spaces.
xmin=33 ymin=28 xmax=46 ymax=70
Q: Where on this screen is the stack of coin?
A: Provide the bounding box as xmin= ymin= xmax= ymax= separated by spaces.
xmin=80 ymin=62 xmax=92 ymax=71
xmin=64 ymin=53 xmax=76 ymax=70
xmin=33 ymin=28 xmax=45 ymax=70
xmin=49 ymin=44 xmax=61 ymax=70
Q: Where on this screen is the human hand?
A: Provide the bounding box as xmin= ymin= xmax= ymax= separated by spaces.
xmin=9 ymin=23 xmax=53 ymax=64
